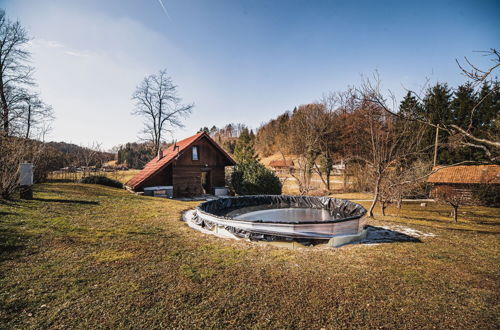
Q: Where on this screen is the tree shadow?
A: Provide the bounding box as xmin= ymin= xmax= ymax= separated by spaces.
xmin=0 ymin=226 xmax=29 ymax=263
xmin=0 ymin=211 xmax=14 ymax=216
xmin=32 ymin=198 xmax=98 ymax=205
xmin=359 ymin=225 xmax=422 ymax=244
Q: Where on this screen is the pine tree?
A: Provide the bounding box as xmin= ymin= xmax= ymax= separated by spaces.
xmin=474 ymin=82 xmax=499 ymax=137
xmin=447 ymin=83 xmax=477 ymax=162
xmin=451 ymin=83 xmax=476 ymax=125
xmin=422 ymin=83 xmax=453 ymax=163
xmin=399 ymin=91 xmax=422 ymax=118
xmin=233 ymin=127 xmax=258 ymax=164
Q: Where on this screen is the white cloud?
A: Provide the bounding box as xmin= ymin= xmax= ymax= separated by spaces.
xmin=11 ymin=4 xmax=194 ymax=149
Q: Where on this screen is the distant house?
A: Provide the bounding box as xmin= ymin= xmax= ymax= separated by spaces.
xmin=126 ymin=132 xmax=236 ymax=197
xmin=331 ymin=160 xmax=346 ymax=175
xmin=269 ymin=159 xmax=294 ymax=174
xmin=427 ymin=165 xmax=500 ymax=205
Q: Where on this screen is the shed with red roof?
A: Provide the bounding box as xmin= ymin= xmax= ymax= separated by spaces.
xmin=427 ymin=165 xmax=499 ymax=206
xmin=125 ymin=132 xmax=236 ymax=197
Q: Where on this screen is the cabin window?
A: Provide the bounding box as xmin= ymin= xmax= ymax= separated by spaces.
xmin=192 ymin=146 xmax=199 ymax=160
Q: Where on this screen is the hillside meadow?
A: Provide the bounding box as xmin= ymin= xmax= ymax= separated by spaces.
xmin=0 ymin=183 xmax=498 ymax=328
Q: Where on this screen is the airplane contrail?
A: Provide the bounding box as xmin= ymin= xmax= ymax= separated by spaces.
xmin=157 ymin=0 xmax=172 ymax=21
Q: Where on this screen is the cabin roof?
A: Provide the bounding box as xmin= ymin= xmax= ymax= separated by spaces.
xmin=269 ymin=160 xmax=294 ymax=167
xmin=427 ymin=165 xmax=500 ymax=184
xmin=126 ymin=132 xmax=236 ymax=190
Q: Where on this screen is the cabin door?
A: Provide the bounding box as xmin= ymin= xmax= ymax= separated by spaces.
xmin=201 ymin=170 xmax=211 ymax=194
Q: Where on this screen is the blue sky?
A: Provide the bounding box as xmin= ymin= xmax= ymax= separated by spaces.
xmin=1 ymin=0 xmax=499 ymax=149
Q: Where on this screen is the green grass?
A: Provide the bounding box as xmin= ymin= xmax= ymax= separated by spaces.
xmin=1 ymin=183 xmax=498 ymax=328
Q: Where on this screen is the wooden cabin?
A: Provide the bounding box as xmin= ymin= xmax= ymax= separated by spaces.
xmin=269 ymin=159 xmax=294 ymax=174
xmin=427 ymin=165 xmax=500 ymax=206
xmin=126 ymin=132 xmax=236 ymax=197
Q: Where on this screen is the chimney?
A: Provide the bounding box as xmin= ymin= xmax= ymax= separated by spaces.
xmin=157 ymin=148 xmax=163 ymax=160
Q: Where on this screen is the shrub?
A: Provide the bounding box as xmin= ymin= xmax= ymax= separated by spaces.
xmin=80 ymin=175 xmax=123 ymax=189
xmin=230 ymin=161 xmax=282 ymax=195
xmin=473 ymin=184 xmax=500 ymax=207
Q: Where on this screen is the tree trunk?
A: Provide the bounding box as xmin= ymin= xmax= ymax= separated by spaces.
xmin=380 ymin=202 xmax=387 ymax=216
xmin=326 ymin=169 xmax=331 ymax=191
xmin=396 ymin=197 xmax=402 ymax=209
xmin=25 ymin=104 xmax=32 ymax=139
xmin=452 ymin=206 xmax=458 ymax=223
xmin=0 ymin=74 xmax=9 ymax=135
xmin=1 ymin=97 xmax=8 ymax=135
xmin=368 ymin=174 xmax=381 ymax=217
xmin=343 ymin=164 xmax=347 ymax=191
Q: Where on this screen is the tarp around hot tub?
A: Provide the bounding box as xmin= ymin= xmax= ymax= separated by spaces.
xmin=194 ymin=195 xmax=367 ymax=240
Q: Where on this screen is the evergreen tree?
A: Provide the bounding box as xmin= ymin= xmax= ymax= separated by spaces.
xmin=399 ymin=91 xmax=422 ymax=118
xmin=474 ymin=82 xmax=499 ymax=137
xmin=451 ymin=83 xmax=476 ymax=125
xmin=233 ymin=127 xmax=258 ymax=164
xmin=447 ymin=83 xmax=477 ymax=162
xmin=422 ymin=83 xmax=453 ymax=163
xmin=230 ymin=127 xmax=281 ymax=195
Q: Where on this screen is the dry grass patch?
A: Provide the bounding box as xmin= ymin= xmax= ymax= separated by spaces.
xmin=0 ymin=183 xmax=498 ymax=329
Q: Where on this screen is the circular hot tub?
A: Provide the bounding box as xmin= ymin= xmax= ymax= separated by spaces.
xmin=192 ymin=195 xmax=367 ymax=245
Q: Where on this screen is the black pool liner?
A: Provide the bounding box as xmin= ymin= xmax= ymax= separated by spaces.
xmin=197 ymin=195 xmax=366 ymax=224
xmin=192 ymin=195 xmax=367 ymax=242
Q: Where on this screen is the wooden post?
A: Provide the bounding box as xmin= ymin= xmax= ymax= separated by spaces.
xmin=433 ymin=125 xmax=439 ymax=167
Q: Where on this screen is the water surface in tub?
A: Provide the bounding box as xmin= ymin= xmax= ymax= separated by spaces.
xmin=233 ymin=208 xmax=334 ymax=223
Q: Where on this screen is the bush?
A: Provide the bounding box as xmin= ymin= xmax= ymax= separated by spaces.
xmin=473 ymin=184 xmax=500 ymax=207
xmin=80 ymin=175 xmax=123 ymax=189
xmin=230 ymin=161 xmax=282 ymax=195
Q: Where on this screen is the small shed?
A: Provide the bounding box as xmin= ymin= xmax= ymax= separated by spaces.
xmin=269 ymin=159 xmax=294 ymax=174
xmin=427 ymin=165 xmax=500 ymax=205
xmin=126 ymin=132 xmax=236 ymax=197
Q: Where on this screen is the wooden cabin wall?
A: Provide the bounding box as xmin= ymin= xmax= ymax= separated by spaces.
xmin=170 ymin=136 xmax=231 ymax=197
xmin=211 ymin=166 xmax=226 ymax=186
xmin=174 ymin=136 xmax=231 ymax=166
xmin=138 ymin=164 xmax=173 ymax=190
xmin=431 ymin=184 xmax=479 ymax=205
xmin=136 ymin=136 xmax=233 ymax=196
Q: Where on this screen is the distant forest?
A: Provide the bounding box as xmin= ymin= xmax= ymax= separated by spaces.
xmin=256 ymin=81 xmax=499 ymax=165
xmin=117 ymin=80 xmax=499 ymax=172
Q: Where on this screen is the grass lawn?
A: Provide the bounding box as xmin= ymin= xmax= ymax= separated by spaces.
xmin=330 ymin=192 xmax=374 ymax=200
xmin=1 ymin=183 xmax=498 ymax=328
xmin=48 ymin=169 xmax=141 ymax=185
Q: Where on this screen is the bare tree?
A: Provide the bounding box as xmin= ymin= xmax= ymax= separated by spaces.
xmin=0 ymin=136 xmax=45 ymax=199
xmin=434 ymin=186 xmax=468 ymax=223
xmin=20 ymin=92 xmax=54 ymax=139
xmin=377 ymin=160 xmax=432 ymax=216
xmin=347 ymin=86 xmax=428 ymax=217
xmin=76 ymin=142 xmax=103 ymax=178
xmin=0 ymin=10 xmax=34 ymax=136
xmin=456 ymin=48 xmax=499 ymax=84
xmin=365 ymin=51 xmax=500 ymax=161
xmin=283 ymin=103 xmax=335 ymax=194
xmin=132 ymin=69 xmax=193 ymax=153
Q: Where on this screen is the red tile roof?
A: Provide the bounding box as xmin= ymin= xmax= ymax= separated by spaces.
xmin=125 ymin=132 xmax=236 ymax=190
xmin=427 ymin=165 xmax=500 ymax=184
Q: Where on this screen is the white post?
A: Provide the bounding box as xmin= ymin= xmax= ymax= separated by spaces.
xmin=19 ymin=163 xmax=34 ymax=199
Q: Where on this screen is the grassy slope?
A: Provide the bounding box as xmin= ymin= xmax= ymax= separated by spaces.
xmin=1 ymin=183 xmax=498 ymax=329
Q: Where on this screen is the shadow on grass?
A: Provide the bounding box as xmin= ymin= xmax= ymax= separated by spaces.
xmin=0 ymin=211 xmax=15 ymax=216
xmin=0 ymin=226 xmax=29 ymax=263
xmin=46 ymin=179 xmax=78 ymax=183
xmin=360 ymin=225 xmax=421 ymax=244
xmin=32 ymin=198 xmax=98 ymax=205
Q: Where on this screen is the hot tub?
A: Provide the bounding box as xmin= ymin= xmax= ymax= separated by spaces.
xmin=192 ymin=195 xmax=367 ymax=245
